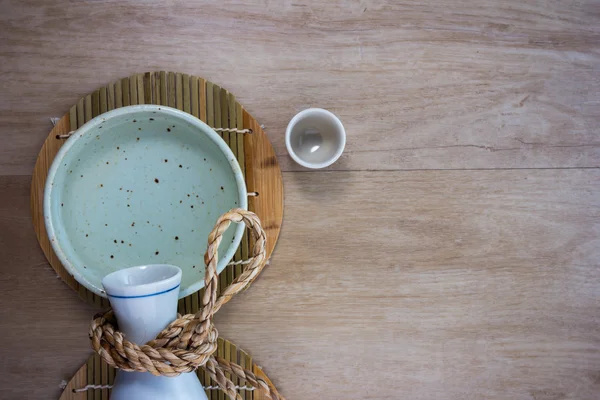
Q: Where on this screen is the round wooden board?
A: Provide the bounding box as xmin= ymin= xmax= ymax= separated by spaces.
xmin=59 ymin=338 xmax=281 ymax=400
xmin=31 ymin=72 xmax=284 ymax=310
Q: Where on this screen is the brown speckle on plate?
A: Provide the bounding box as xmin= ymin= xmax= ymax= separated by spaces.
xmin=110 ymin=255 xmax=114 ymax=259
xmin=155 ymin=251 xmax=159 ymax=255
xmin=190 ymin=205 xmax=194 ymax=208
xmin=164 ymin=159 xmax=168 ymax=163
xmin=149 ymin=118 xmax=154 ymax=121
xmin=175 ymin=236 xmax=179 ymax=240
xmin=154 ymin=178 xmax=159 ymax=183
xmin=131 ymin=222 xmax=135 ymax=227
xmin=114 ymin=239 xmax=117 ymax=243
xmin=167 ymin=128 xmax=171 ymax=132
xmin=179 ymin=165 xmax=182 ymax=168
xmin=133 ymin=119 xmax=137 ymax=123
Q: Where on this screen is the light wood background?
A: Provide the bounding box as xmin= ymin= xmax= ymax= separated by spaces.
xmin=1 ymin=1 xmax=599 ymax=399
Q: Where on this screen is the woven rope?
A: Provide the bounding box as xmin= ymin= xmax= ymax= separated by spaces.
xmin=89 ymin=209 xmax=284 ymax=400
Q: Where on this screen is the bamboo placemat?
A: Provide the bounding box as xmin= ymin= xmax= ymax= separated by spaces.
xmin=59 ymin=338 xmax=280 ymax=400
xmin=30 ymin=72 xmax=284 ymax=312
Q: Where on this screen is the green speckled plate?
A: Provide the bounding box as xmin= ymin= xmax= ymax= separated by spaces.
xmin=44 ymin=105 xmax=247 ymax=298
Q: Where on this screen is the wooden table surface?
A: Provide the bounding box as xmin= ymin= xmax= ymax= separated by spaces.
xmin=1 ymin=1 xmax=600 ymax=399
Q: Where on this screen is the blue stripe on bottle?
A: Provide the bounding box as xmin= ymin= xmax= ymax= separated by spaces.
xmin=106 ymin=284 xmax=180 ymax=299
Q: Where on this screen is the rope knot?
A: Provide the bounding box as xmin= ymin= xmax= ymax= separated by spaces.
xmin=89 ymin=209 xmax=283 ymax=399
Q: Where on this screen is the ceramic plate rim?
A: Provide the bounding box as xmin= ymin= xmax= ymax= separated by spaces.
xmin=43 ymin=105 xmax=247 ymax=298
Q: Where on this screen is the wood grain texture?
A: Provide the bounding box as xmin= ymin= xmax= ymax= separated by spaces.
xmin=1 ymin=1 xmax=600 ymax=174
xmin=215 ymin=169 xmax=600 ymax=400
xmin=4 ymin=169 xmax=600 ymax=399
xmin=1 ymin=1 xmax=600 ymax=399
xmin=0 ymin=176 xmax=98 ymax=400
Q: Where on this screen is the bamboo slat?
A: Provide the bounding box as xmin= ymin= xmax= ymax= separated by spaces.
xmin=176 ymin=72 xmax=183 ymax=110
xmin=76 ymin=98 xmax=84 ymax=128
xmin=129 ymin=75 xmax=138 ymax=106
xmin=92 ymin=90 xmax=100 ymax=118
xmin=137 ymin=73 xmax=144 ymax=104
xmin=84 ymin=95 xmax=92 ymax=123
xmin=160 ymin=71 xmax=167 ymax=106
xmin=168 ymin=71 xmax=176 ymax=108
xmin=191 ymin=75 xmax=199 ymax=118
xmin=93 ymin=353 xmax=101 ymax=400
xmin=115 ymin=79 xmax=123 ymax=108
xmin=122 ymin=78 xmax=130 ymax=107
xmin=107 ymin=83 xmax=115 ymax=110
xmin=100 ymin=354 xmax=109 ymax=400
xmin=217 ymin=337 xmax=225 ymax=400
xmin=144 ymin=72 xmax=152 ymax=104
xmin=69 ymin=105 xmax=77 ymax=132
xmin=99 ymin=87 xmax=107 ymax=114
xmin=183 ymin=73 xmax=190 ymax=114
xmin=199 ymin=78 xmax=207 ymax=123
xmin=86 ymin=355 xmax=94 ymax=400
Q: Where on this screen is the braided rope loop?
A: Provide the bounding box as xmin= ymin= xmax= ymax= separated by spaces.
xmin=89 ymin=209 xmax=282 ymax=399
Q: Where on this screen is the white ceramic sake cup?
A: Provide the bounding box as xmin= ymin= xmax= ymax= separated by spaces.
xmin=285 ymin=108 xmax=346 ymax=169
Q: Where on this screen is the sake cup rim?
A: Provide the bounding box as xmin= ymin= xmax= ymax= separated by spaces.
xmin=102 ymin=264 xmax=182 ymax=299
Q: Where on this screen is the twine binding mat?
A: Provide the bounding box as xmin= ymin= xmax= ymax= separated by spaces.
xmin=29 ymin=72 xmax=284 ymax=399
